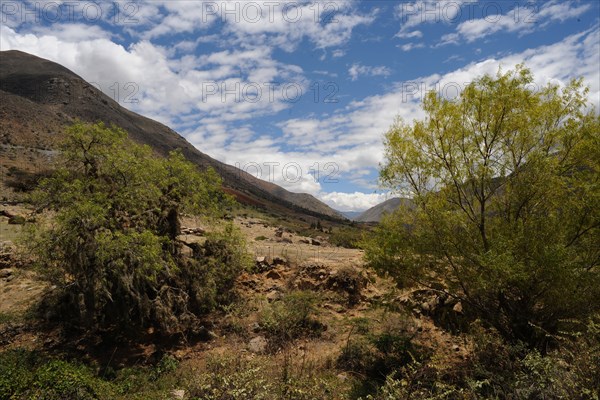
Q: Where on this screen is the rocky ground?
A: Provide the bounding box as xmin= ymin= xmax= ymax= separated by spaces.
xmin=0 ymin=204 xmax=470 ymax=399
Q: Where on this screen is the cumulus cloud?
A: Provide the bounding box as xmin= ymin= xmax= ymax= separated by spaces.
xmin=0 ymin=24 xmax=307 ymax=128
xmin=269 ymin=29 xmax=599 ymax=208
xmin=319 ymin=192 xmax=389 ymax=212
xmin=1 ymin=1 xmax=597 ymax=213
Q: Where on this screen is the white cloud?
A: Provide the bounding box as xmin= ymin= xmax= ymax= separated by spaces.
xmin=1 ymin=3 xmax=597 ymax=213
xmin=396 ymin=30 xmax=423 ymax=39
xmin=262 ymin=29 xmax=599 ymax=210
xmin=399 ymin=42 xmax=424 ymax=52
xmin=348 ymin=63 xmax=392 ymax=81
xmin=320 ymin=192 xmax=389 ymax=212
xmin=30 ymin=23 xmax=113 ymax=42
xmin=220 ymin=1 xmax=376 ymax=51
xmin=128 ymin=1 xmax=375 ymax=52
xmin=441 ymin=0 xmax=591 ymax=45
xmin=395 ymin=0 xmax=465 ymax=36
xmin=0 ymin=24 xmax=307 ymax=127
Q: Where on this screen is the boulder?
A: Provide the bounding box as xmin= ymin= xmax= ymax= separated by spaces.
xmin=272 ymin=256 xmax=288 ymax=266
xmin=248 ymin=336 xmax=267 ymax=353
xmin=266 ymin=270 xmax=282 ymax=280
xmin=0 ymin=268 xmax=13 ymax=279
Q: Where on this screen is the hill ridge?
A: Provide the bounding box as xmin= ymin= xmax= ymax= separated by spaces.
xmin=0 ymin=50 xmax=344 ymax=221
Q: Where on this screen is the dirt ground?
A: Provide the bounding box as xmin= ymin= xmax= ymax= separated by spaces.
xmin=0 ymin=204 xmax=469 ymax=378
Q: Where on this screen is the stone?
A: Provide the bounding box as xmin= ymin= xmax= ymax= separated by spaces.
xmin=249 ymin=322 xmax=261 ymax=333
xmin=207 ymin=330 xmax=218 ymax=340
xmin=248 ymin=336 xmax=267 ymax=353
xmin=266 ymin=291 xmax=283 ymax=302
xmin=311 ymin=239 xmax=321 ymax=246
xmin=0 ymin=268 xmax=13 ymax=278
xmin=266 ymin=270 xmax=282 ymax=280
xmin=171 ymin=389 xmax=185 ymax=399
xmin=452 ymin=302 xmax=463 ymax=313
xmin=272 ymin=256 xmax=287 ymax=266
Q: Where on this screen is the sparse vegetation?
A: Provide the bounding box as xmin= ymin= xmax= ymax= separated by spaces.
xmin=260 ymin=291 xmax=325 ymax=351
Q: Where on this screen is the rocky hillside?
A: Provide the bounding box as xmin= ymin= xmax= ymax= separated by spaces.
xmin=355 ymin=197 xmax=413 ymax=222
xmin=0 ymin=50 xmax=343 ymax=220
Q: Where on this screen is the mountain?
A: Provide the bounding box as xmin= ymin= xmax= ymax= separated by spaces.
xmin=0 ymin=50 xmax=343 ymax=220
xmin=355 ymin=197 xmax=413 ymax=222
xmin=339 ymin=210 xmax=365 ymax=220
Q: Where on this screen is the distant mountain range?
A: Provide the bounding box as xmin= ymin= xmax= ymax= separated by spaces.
xmin=0 ymin=50 xmax=343 ymax=221
xmin=339 ymin=210 xmax=364 ymax=220
xmin=353 ymin=197 xmax=413 ymax=222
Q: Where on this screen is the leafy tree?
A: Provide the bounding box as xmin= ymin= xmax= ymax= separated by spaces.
xmin=365 ymin=66 xmax=600 ymax=348
xmin=26 ymin=122 xmax=247 ymax=335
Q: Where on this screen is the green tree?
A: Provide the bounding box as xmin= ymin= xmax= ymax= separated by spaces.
xmin=26 ymin=122 xmax=247 ymax=335
xmin=366 ymin=66 xmax=600 ymax=348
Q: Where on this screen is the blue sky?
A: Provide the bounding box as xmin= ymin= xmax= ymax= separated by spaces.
xmin=2 ymin=0 xmax=599 ymax=211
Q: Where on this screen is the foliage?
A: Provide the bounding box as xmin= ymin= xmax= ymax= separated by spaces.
xmin=366 ymin=65 xmax=600 ymax=347
xmin=260 ymin=291 xmax=325 ymax=350
xmin=465 ymin=317 xmax=600 ymax=399
xmin=0 ymin=349 xmax=114 ymax=400
xmin=337 ymin=314 xmax=429 ymax=397
xmin=360 ymin=316 xmax=600 ymax=400
xmin=23 ymin=121 xmax=245 ymax=335
xmin=188 ymin=354 xmax=347 ymax=400
xmin=329 ymin=226 xmax=364 ymax=249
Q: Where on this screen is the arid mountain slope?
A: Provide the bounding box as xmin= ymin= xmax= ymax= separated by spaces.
xmin=355 ymin=197 xmax=413 ymax=222
xmin=0 ymin=50 xmax=343 ymax=220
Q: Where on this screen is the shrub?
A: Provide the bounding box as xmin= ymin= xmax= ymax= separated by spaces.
xmin=328 ymin=226 xmax=364 ymax=249
xmin=22 ymin=122 xmax=245 ymax=336
xmin=260 ymin=291 xmax=325 ymax=350
xmin=368 ymin=65 xmax=600 ymax=348
xmin=188 ymin=355 xmax=346 ymax=400
xmin=337 ymin=314 xmax=429 ymax=397
xmin=0 ymin=350 xmax=114 ymax=400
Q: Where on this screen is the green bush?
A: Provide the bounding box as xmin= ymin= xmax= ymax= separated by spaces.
xmin=22 ymin=122 xmax=245 ymax=336
xmin=368 ymin=66 xmax=600 ymax=348
xmin=260 ymin=291 xmax=325 ymax=350
xmin=328 ymin=226 xmax=364 ymax=249
xmin=0 ymin=350 xmax=113 ymax=400
xmin=337 ymin=316 xmax=429 ymax=398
